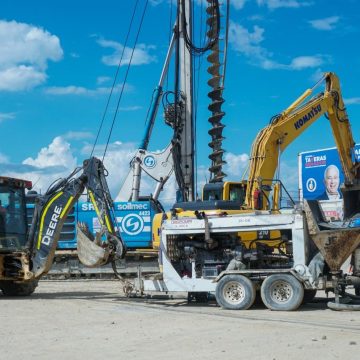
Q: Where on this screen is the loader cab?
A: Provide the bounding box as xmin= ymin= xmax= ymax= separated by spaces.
xmin=0 ymin=177 xmax=32 ymax=251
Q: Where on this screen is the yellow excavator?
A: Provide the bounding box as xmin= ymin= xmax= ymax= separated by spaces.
xmin=201 ymin=71 xmax=358 ymax=212
xmin=153 ymin=72 xmax=359 ymax=255
xmin=245 ymin=71 xmax=358 ymax=211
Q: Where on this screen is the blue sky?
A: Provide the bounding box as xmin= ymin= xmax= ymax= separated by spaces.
xmin=0 ymin=0 xmax=359 ymax=202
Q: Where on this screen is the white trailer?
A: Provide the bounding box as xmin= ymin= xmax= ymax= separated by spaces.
xmin=133 ymin=205 xmax=360 ymax=311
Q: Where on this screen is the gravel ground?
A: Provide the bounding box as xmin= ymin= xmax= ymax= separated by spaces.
xmin=0 ymin=280 xmax=359 ymax=360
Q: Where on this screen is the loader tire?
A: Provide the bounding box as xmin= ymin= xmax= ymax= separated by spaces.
xmin=0 ymin=280 xmax=38 ymax=296
xmin=215 ymin=275 xmax=256 ymax=310
xmin=261 ymin=274 xmax=304 ymax=311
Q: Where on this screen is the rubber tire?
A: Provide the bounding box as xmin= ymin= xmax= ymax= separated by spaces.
xmin=215 ymin=275 xmax=256 ymax=310
xmin=261 ymin=274 xmax=304 ymax=311
xmin=355 ymin=286 xmax=360 ymax=296
xmin=302 ymin=289 xmax=317 ymax=304
xmin=0 ymin=280 xmax=38 ymax=296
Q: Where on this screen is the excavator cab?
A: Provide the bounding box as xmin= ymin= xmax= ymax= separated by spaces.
xmin=0 ymin=177 xmax=31 ymax=252
xmin=202 ymin=181 xmax=246 ymax=203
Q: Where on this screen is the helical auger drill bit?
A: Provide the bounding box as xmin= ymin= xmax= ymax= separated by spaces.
xmin=207 ymin=0 xmax=226 ymax=183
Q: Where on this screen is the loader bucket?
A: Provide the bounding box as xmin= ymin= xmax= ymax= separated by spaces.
xmin=77 ymin=224 xmax=110 ymax=267
xmin=304 ymin=200 xmax=360 ymax=272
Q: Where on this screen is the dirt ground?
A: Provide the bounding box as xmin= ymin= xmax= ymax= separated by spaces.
xmin=0 ymin=280 xmax=359 ymax=360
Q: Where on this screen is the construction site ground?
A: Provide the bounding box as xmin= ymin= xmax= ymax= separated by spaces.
xmin=1 ymin=280 xmax=359 ymax=360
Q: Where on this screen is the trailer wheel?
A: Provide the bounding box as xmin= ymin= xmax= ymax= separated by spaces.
xmin=215 ymin=275 xmax=256 ymax=310
xmin=261 ymin=274 xmax=304 ymax=311
xmin=0 ymin=280 xmax=38 ymax=296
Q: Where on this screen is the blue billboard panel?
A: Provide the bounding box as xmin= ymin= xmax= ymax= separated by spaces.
xmin=76 ymin=201 xmax=155 ymax=249
xmin=299 ymin=144 xmax=360 ymax=221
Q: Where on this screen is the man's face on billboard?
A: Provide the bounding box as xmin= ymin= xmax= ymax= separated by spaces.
xmin=324 ymin=166 xmax=339 ymax=194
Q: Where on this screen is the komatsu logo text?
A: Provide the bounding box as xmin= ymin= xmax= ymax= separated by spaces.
xmin=42 ymin=206 xmax=62 ymax=246
xmin=294 ymin=105 xmax=321 ymax=130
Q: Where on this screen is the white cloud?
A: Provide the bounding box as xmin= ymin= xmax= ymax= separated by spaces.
xmin=344 ymin=98 xmax=360 ymax=105
xmin=0 ymin=65 xmax=47 ymax=91
xmin=0 ymin=137 xmax=136 ymax=196
xmin=231 ymin=0 xmax=249 ymax=9
xmin=23 ymin=136 xmax=77 ymax=170
xmin=97 ymin=76 xmax=111 ymax=85
xmin=44 ymin=85 xmax=101 ymax=96
xmin=63 ymin=131 xmax=94 ymax=140
xmin=149 ymin=0 xmax=164 ymax=5
xmin=229 ymin=21 xmax=326 ymax=70
xmin=257 ymin=0 xmax=312 ymax=9
xmin=288 ymin=55 xmax=324 ymax=70
xmin=0 ymin=137 xmax=77 ymax=193
xmin=44 ymin=83 xmax=133 ymax=96
xmin=224 ymin=152 xmax=250 ymax=177
xmin=309 ymin=16 xmax=340 ymax=31
xmin=97 ymin=38 xmax=156 ymax=67
xmin=0 ymin=20 xmax=63 ymax=91
xmin=0 ymin=112 xmax=15 ymax=123
xmin=229 ymin=22 xmax=269 ymax=59
xmin=248 ymin=15 xmax=265 ymax=21
xmin=119 ymin=106 xmax=142 ymax=112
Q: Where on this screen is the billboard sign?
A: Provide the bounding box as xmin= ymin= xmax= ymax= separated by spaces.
xmin=77 ymin=201 xmax=154 ymax=249
xmin=299 ymin=144 xmax=360 ymax=221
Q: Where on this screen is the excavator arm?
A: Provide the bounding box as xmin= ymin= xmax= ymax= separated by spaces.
xmin=28 ymin=157 xmax=126 ymax=278
xmin=246 ymin=72 xmax=359 ymax=210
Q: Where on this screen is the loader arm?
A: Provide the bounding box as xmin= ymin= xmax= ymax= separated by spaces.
xmin=246 ymin=72 xmax=359 ymax=210
xmin=28 ymin=157 xmax=125 ymax=278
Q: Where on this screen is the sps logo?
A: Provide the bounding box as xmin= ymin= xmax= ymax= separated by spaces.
xmin=143 ymin=155 xmax=156 ymax=169
xmin=122 ymin=214 xmax=144 ymax=235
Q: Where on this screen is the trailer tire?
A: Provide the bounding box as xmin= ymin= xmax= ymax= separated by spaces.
xmin=261 ymin=274 xmax=304 ymax=311
xmin=0 ymin=280 xmax=38 ymax=296
xmin=215 ymin=275 xmax=256 ymax=310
